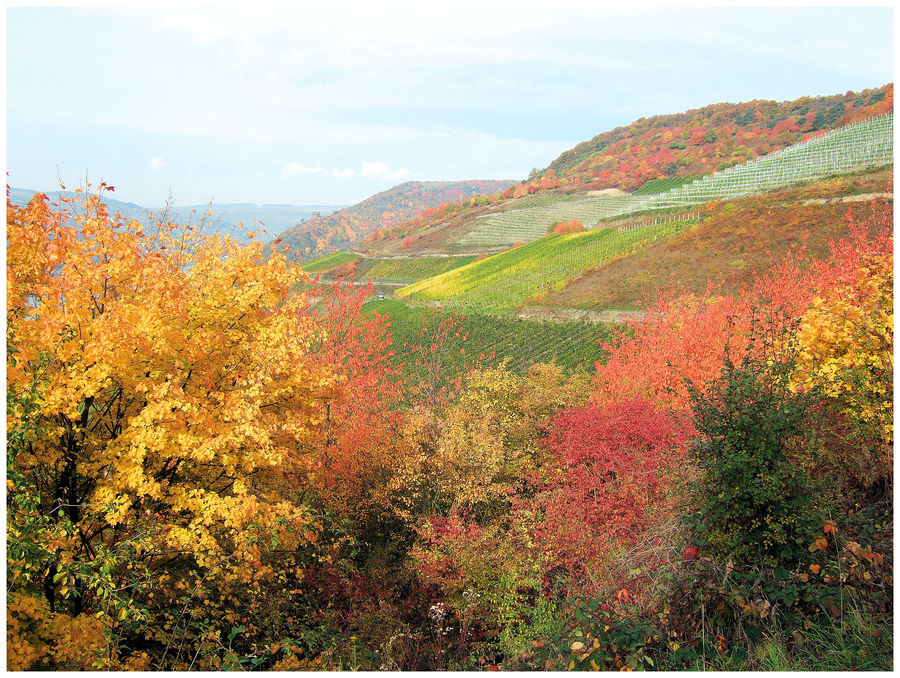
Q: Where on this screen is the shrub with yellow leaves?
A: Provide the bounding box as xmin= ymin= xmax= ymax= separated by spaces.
xmin=6 ymin=185 xmax=357 ymax=668
xmin=793 ymin=250 xmax=893 ymax=484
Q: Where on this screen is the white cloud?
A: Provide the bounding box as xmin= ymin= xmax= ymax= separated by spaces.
xmin=150 ymin=156 xmax=166 ymax=172
xmin=282 ymin=163 xmax=327 ymax=177
xmin=360 ymin=161 xmax=390 ymax=178
xmin=283 ymin=161 xmax=410 ymax=182
xmin=42 ymin=7 xmax=648 ymax=145
xmin=360 ymin=161 xmax=410 ymax=181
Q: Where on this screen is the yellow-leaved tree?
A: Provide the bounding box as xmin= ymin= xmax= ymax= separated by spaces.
xmin=7 ymin=186 xmax=343 ymax=669
xmin=793 ymin=250 xmax=893 ymax=485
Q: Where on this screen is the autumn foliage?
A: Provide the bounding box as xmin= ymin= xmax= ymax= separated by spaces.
xmin=6 ymin=180 xmax=893 ymax=670
xmin=6 ymin=186 xmax=399 ymax=669
xmin=546 ymin=84 xmax=892 ymax=192
xmin=550 ymin=218 xmax=585 ymax=235
xmin=534 ymin=401 xmax=690 ymax=586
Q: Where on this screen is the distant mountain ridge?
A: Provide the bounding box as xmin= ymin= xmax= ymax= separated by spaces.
xmin=274 ymin=179 xmax=518 ymax=260
xmin=9 ymin=188 xmax=149 ymax=220
xmin=8 ymin=188 xmax=345 ymax=244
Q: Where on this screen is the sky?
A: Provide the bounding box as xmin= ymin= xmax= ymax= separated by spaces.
xmin=6 ymin=2 xmax=894 ymax=207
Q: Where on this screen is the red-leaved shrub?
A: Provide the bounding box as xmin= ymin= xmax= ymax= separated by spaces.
xmin=532 ymin=400 xmax=690 ymax=590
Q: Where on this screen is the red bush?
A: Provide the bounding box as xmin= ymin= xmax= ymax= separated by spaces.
xmin=532 ymin=400 xmax=690 ymax=586
xmin=551 ymin=219 xmax=585 ymax=235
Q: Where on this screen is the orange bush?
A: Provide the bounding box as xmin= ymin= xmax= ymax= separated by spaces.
xmin=551 ymin=219 xmax=585 ymax=235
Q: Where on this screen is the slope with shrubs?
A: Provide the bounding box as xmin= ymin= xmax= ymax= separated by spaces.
xmin=7 ymin=184 xmax=892 ymax=671
xmin=275 ymin=179 xmax=516 ymax=260
xmin=364 ymin=84 xmax=891 ymax=256
xmin=536 ymin=168 xmax=892 ymax=310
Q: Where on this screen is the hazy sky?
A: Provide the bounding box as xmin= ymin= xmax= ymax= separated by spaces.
xmin=6 ymin=3 xmax=893 ymax=206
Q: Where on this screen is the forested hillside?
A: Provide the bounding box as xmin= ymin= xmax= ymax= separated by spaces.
xmin=544 ymin=84 xmax=893 ymax=190
xmin=276 ymin=179 xmax=516 ymax=259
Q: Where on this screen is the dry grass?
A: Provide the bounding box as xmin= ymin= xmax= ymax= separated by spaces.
xmin=536 ymin=169 xmax=892 ymax=310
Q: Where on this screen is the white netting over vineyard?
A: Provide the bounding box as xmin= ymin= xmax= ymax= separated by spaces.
xmin=455 ymin=113 xmax=893 ymax=249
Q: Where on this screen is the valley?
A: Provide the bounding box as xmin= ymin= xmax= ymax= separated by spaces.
xmin=8 ymin=77 xmax=893 ymax=672
xmin=299 ymin=108 xmax=891 ymax=376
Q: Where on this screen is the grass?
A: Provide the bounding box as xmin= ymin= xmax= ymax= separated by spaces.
xmin=678 ymin=613 xmax=893 ymax=672
xmin=398 ymin=220 xmax=690 ymax=313
xmin=739 ymin=611 xmax=893 ymax=671
xmin=359 ymin=255 xmax=478 ymax=281
xmin=535 ymin=168 xmax=893 ymax=311
xmin=302 ymin=251 xmax=359 ymax=273
xmin=368 ymin=299 xmax=616 ymax=377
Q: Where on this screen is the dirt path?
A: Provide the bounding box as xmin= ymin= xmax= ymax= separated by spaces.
xmin=802 ymin=191 xmax=892 ymax=206
xmin=397 ymin=300 xmax=649 ymax=324
xmin=350 ymin=250 xmax=504 ymax=259
xmin=584 ymin=188 xmax=631 ymax=197
xmin=516 ymin=306 xmax=649 ymax=324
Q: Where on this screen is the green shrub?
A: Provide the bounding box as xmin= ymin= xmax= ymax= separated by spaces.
xmin=685 ymin=320 xmax=820 ymax=568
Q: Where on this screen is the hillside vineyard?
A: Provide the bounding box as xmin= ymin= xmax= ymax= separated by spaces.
xmin=458 ymin=113 xmax=892 ymax=248
xmin=7 ymin=84 xmax=894 ymax=671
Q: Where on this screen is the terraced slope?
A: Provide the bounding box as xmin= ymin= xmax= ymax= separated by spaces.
xmin=535 ymin=168 xmax=893 ymax=310
xmin=370 ymin=299 xmax=615 ymax=376
xmin=398 ymin=215 xmax=699 ymax=313
xmin=360 ymin=256 xmax=478 ymax=281
xmin=453 ymin=113 xmax=892 ymax=249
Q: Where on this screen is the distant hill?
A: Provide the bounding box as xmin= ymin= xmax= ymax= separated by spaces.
xmin=540 ymin=84 xmax=893 ymax=192
xmin=273 ymin=179 xmax=517 ymax=260
xmin=166 ymin=203 xmax=345 ymax=242
xmin=363 ymin=84 xmax=892 ymax=255
xmin=9 ymin=188 xmax=150 ymax=223
xmin=8 ymin=188 xmax=343 ymax=244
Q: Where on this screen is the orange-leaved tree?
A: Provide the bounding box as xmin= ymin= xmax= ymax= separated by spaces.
xmin=301 ymin=280 xmax=406 ymax=526
xmin=6 ymin=186 xmax=347 ymax=669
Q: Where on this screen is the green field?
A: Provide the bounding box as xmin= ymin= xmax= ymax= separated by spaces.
xmin=633 ymin=175 xmax=700 ymax=195
xmin=359 ymin=255 xmax=478 ymax=281
xmin=301 ymin=251 xmax=359 ymax=273
xmin=368 ymin=299 xmax=615 ymax=377
xmin=398 ymin=219 xmax=692 ymax=313
xmin=503 ymin=193 xmax=580 ymax=209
